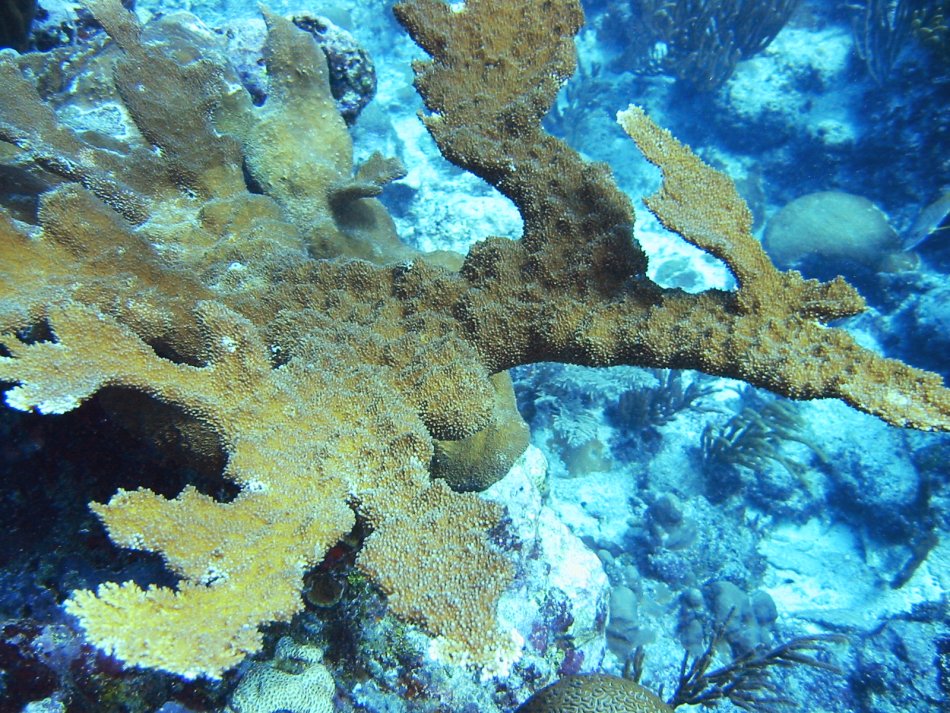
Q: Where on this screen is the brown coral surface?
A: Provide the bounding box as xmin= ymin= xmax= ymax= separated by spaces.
xmin=514 ymin=674 xmax=672 ymax=712
xmin=0 ymin=0 xmax=947 ymax=681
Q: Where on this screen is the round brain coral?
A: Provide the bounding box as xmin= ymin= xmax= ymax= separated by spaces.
xmin=763 ymin=191 xmax=908 ymax=279
xmin=515 ymin=674 xmax=672 ymax=713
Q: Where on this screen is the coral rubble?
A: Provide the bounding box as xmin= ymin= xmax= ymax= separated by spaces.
xmin=0 ymin=0 xmax=947 ymax=685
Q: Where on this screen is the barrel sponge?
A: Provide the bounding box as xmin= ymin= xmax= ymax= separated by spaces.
xmin=763 ymin=191 xmax=901 ymax=273
xmin=515 ymin=674 xmax=672 ymax=712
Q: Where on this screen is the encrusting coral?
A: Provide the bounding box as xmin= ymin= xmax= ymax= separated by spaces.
xmin=0 ymin=0 xmax=947 ymax=682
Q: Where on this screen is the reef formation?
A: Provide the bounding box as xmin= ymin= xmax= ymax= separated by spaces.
xmin=0 ymin=0 xmax=947 ymax=683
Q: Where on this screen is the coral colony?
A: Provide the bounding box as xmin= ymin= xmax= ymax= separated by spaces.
xmin=0 ymin=0 xmax=946 ymax=703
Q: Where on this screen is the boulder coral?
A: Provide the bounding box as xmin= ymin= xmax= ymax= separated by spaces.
xmin=515 ymin=674 xmax=672 ymax=712
xmin=0 ymin=0 xmax=947 ymax=682
xmin=763 ymin=190 xmax=907 ymax=277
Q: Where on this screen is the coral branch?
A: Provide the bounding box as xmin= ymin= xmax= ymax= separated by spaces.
xmin=396 ymin=0 xmax=949 ymax=430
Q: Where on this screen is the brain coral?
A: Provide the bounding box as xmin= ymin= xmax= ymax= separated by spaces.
xmin=515 ymin=674 xmax=672 ymax=712
xmin=225 ymin=637 xmax=335 ymax=713
xmin=763 ymin=191 xmax=905 ymax=277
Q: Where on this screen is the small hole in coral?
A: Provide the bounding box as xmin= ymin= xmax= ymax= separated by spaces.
xmin=14 ymin=318 xmax=55 ymax=345
xmin=242 ymin=159 xmax=265 ymax=195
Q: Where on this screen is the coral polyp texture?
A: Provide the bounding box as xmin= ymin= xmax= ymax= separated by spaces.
xmin=0 ymin=0 xmax=947 ymax=681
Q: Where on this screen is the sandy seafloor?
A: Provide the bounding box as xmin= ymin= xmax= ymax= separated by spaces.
xmin=1 ymin=0 xmax=949 ymax=711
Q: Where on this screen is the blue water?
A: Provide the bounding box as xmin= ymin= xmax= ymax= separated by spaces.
xmin=0 ymin=1 xmax=947 ymax=711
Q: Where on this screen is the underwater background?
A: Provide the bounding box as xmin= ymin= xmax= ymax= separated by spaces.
xmin=0 ymin=0 xmax=948 ymax=711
